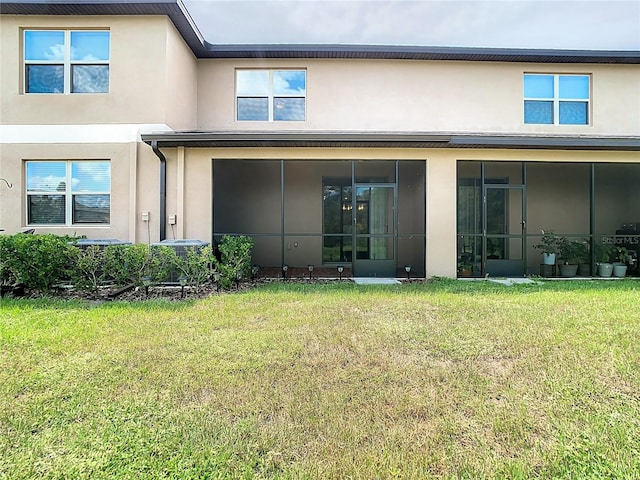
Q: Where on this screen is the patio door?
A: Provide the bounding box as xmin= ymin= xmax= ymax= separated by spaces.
xmin=484 ymin=185 xmax=525 ymax=277
xmin=353 ymin=184 xmax=396 ymax=277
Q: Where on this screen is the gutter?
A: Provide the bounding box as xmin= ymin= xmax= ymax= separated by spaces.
xmin=150 ymin=140 xmax=167 ymax=241
xmin=141 ymin=131 xmax=640 ymax=151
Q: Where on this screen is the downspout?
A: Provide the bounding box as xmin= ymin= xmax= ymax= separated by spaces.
xmin=150 ymin=140 xmax=167 ymax=241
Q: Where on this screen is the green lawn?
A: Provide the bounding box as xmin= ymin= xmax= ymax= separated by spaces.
xmin=1 ymin=279 xmax=639 ymax=479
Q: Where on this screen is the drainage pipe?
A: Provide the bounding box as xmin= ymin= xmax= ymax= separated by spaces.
xmin=150 ymin=140 xmax=167 ymax=241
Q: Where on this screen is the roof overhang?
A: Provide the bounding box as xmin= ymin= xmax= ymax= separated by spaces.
xmin=0 ymin=0 xmax=209 ymax=56
xmin=141 ymin=131 xmax=640 ymax=150
xmin=202 ymin=44 xmax=640 ymax=64
xmin=3 ymin=1 xmax=639 ymax=64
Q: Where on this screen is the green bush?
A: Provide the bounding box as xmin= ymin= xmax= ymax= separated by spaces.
xmin=0 ymin=234 xmax=255 ymax=296
xmin=103 ymin=244 xmax=175 ymax=287
xmin=66 ymin=244 xmax=106 ymax=293
xmin=0 ymin=234 xmax=73 ymax=292
xmin=216 ymin=235 xmax=254 ymax=289
xmin=172 ymin=245 xmax=216 ymax=289
xmin=0 ymin=236 xmax=17 ymax=287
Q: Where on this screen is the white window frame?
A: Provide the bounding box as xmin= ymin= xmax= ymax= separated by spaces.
xmin=235 ymin=69 xmax=306 ymax=122
xmin=25 ymin=160 xmax=111 ymax=226
xmin=524 ymin=73 xmax=591 ymax=125
xmin=23 ymin=29 xmax=110 ymax=95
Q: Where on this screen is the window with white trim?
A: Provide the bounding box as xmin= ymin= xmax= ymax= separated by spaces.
xmin=26 ymin=161 xmax=111 ymax=225
xmin=524 ymin=74 xmax=590 ymax=125
xmin=24 ymin=30 xmax=110 ymax=94
xmin=236 ymin=69 xmax=306 ymax=121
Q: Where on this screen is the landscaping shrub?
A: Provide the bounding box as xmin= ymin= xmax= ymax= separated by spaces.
xmin=216 ymin=235 xmax=254 ymax=289
xmin=103 ymin=244 xmax=174 ymax=287
xmin=166 ymin=237 xmax=255 ymax=291
xmin=66 ymin=244 xmax=106 ymax=293
xmin=1 ymin=233 xmax=255 ymax=296
xmin=0 ymin=233 xmax=73 ymax=293
xmin=172 ymin=245 xmax=217 ymax=289
xmin=0 ymin=235 xmax=17 ymax=287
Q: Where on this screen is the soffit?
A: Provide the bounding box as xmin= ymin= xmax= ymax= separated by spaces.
xmin=203 ymin=44 xmax=640 ymax=64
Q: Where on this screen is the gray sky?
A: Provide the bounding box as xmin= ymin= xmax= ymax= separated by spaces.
xmin=183 ymin=0 xmax=640 ymax=50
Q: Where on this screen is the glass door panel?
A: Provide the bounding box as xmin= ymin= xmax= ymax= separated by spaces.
xmin=353 ymin=185 xmax=396 ymax=277
xmin=323 ymin=236 xmax=352 ymax=263
xmin=322 ymin=181 xmax=353 ymax=263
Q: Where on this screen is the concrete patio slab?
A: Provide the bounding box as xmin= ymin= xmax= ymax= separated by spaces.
xmin=488 ymin=278 xmax=541 ymax=286
xmin=352 ymin=278 xmax=402 ymax=285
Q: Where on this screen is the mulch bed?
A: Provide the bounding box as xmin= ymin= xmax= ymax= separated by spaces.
xmin=2 ymin=266 xmax=426 ymax=302
xmin=1 ymin=267 xmax=350 ymax=302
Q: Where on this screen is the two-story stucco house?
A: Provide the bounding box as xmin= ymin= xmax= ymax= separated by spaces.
xmin=1 ymin=0 xmax=639 ymax=279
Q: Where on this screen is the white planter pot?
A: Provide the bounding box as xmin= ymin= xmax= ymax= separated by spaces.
xmin=542 ymin=253 xmax=556 ymax=265
xmin=597 ymin=263 xmax=613 ymax=277
xmin=612 ymin=263 xmax=628 ymax=278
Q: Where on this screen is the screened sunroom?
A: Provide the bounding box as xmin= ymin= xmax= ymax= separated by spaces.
xmin=457 ymin=161 xmax=640 ymax=278
xmin=213 ymin=159 xmax=426 ymax=278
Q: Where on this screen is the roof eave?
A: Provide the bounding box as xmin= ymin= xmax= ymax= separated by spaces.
xmin=203 ymin=44 xmax=640 ymax=64
xmin=140 ymin=132 xmax=640 ymax=151
xmin=0 ymin=0 xmax=209 ymax=56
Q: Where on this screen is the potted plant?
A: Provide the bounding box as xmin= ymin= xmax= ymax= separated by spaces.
xmin=533 ymin=230 xmax=563 ymax=265
xmin=557 ymin=237 xmax=582 ymax=277
xmin=558 ymin=238 xmax=592 ymax=277
xmin=612 ymin=246 xmax=628 ymax=278
xmin=457 ymin=261 xmax=474 ymax=277
xmin=594 ymin=243 xmax=614 ymax=277
xmin=571 ymin=239 xmax=592 ymax=276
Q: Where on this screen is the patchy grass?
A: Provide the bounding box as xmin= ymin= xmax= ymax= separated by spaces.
xmin=1 ymin=279 xmax=639 ymax=479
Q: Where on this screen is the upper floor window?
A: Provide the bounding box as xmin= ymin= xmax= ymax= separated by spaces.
xmin=524 ymin=74 xmax=590 ymax=125
xmin=26 ymin=160 xmax=111 ymax=225
xmin=236 ymin=69 xmax=306 ymax=121
xmin=24 ymin=30 xmax=110 ymax=94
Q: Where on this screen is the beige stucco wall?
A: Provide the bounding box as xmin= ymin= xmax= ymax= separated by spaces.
xmin=0 ymin=15 xmax=197 ymax=127
xmin=527 ymin=163 xmax=591 ymax=235
xmin=0 ymin=142 xmax=135 ymax=239
xmin=593 ymin=163 xmax=640 ymax=233
xmin=197 ymin=59 xmax=640 ymax=136
xmin=164 ymin=23 xmax=198 ymax=130
xmin=157 ymin=147 xmax=212 ymax=243
xmin=134 ymin=143 xmax=161 ymax=244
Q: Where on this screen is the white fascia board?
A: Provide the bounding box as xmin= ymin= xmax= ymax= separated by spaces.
xmin=0 ymin=124 xmax=174 ymax=144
